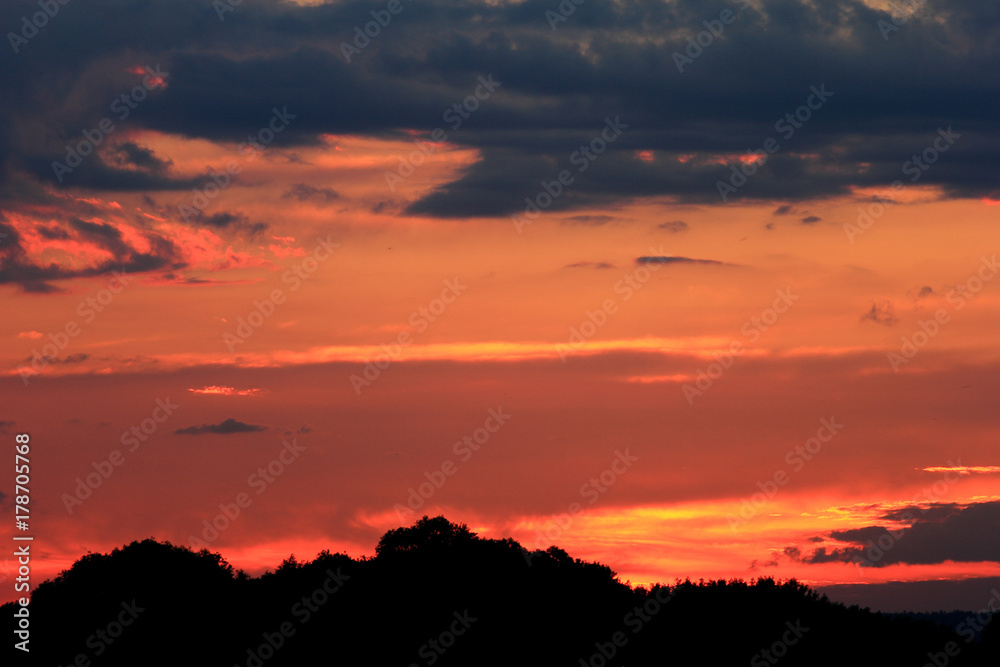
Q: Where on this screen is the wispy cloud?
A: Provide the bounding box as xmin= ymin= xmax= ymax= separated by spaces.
xmin=188 ymin=386 xmax=263 ymax=397
xmin=636 ymin=256 xmax=729 ymax=266
xmin=920 ymin=465 xmax=1000 ymax=475
xmin=860 ymin=301 xmax=898 ymax=327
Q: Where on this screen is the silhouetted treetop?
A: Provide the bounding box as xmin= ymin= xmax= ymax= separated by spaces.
xmin=3 ymin=516 xmax=995 ymax=667
xmin=375 ymin=514 xmax=477 ymax=556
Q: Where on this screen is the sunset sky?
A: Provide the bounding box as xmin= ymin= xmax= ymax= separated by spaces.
xmin=1 ymin=0 xmax=998 ymax=612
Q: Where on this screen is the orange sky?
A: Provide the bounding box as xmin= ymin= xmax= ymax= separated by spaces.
xmin=1 ymin=127 xmax=998 ymax=609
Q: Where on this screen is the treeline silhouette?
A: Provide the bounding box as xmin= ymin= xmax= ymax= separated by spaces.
xmin=5 ymin=516 xmax=998 ymax=666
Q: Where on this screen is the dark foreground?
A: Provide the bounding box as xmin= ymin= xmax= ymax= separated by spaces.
xmin=5 ymin=516 xmax=998 ymax=666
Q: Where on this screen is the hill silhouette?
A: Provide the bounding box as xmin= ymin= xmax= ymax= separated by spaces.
xmin=5 ymin=516 xmax=998 ymax=666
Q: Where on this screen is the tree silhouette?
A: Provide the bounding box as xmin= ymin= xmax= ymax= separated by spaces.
xmin=375 ymin=514 xmax=476 ymax=556
xmin=3 ymin=516 xmax=995 ymax=666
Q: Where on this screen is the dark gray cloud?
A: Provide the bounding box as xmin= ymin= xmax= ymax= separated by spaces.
xmin=800 ymin=501 xmax=1000 ymax=568
xmin=22 ymin=153 xmax=206 ymax=192
xmin=104 ymin=141 xmax=172 ymax=174
xmin=860 ymin=300 xmax=898 ymax=326
xmin=70 ymin=217 xmax=130 ymax=256
xmin=0 ymin=217 xmax=181 ymax=293
xmin=180 ymin=210 xmax=269 ymax=237
xmin=204 ymin=212 xmax=247 ymax=228
xmin=0 ymin=0 xmax=996 ymax=221
xmin=49 ymin=353 xmax=89 ymax=365
xmin=636 ymin=255 xmax=728 ymax=266
xmin=658 ymin=220 xmax=689 ymax=233
xmin=282 ymin=183 xmax=339 ymax=203
xmin=20 ymin=353 xmax=90 ymax=365
xmin=36 ymin=225 xmax=70 ymax=240
xmin=881 ymin=503 xmax=961 ymax=523
xmin=800 ymin=215 xmax=821 ymax=224
xmin=175 ymin=418 xmax=267 ymax=435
